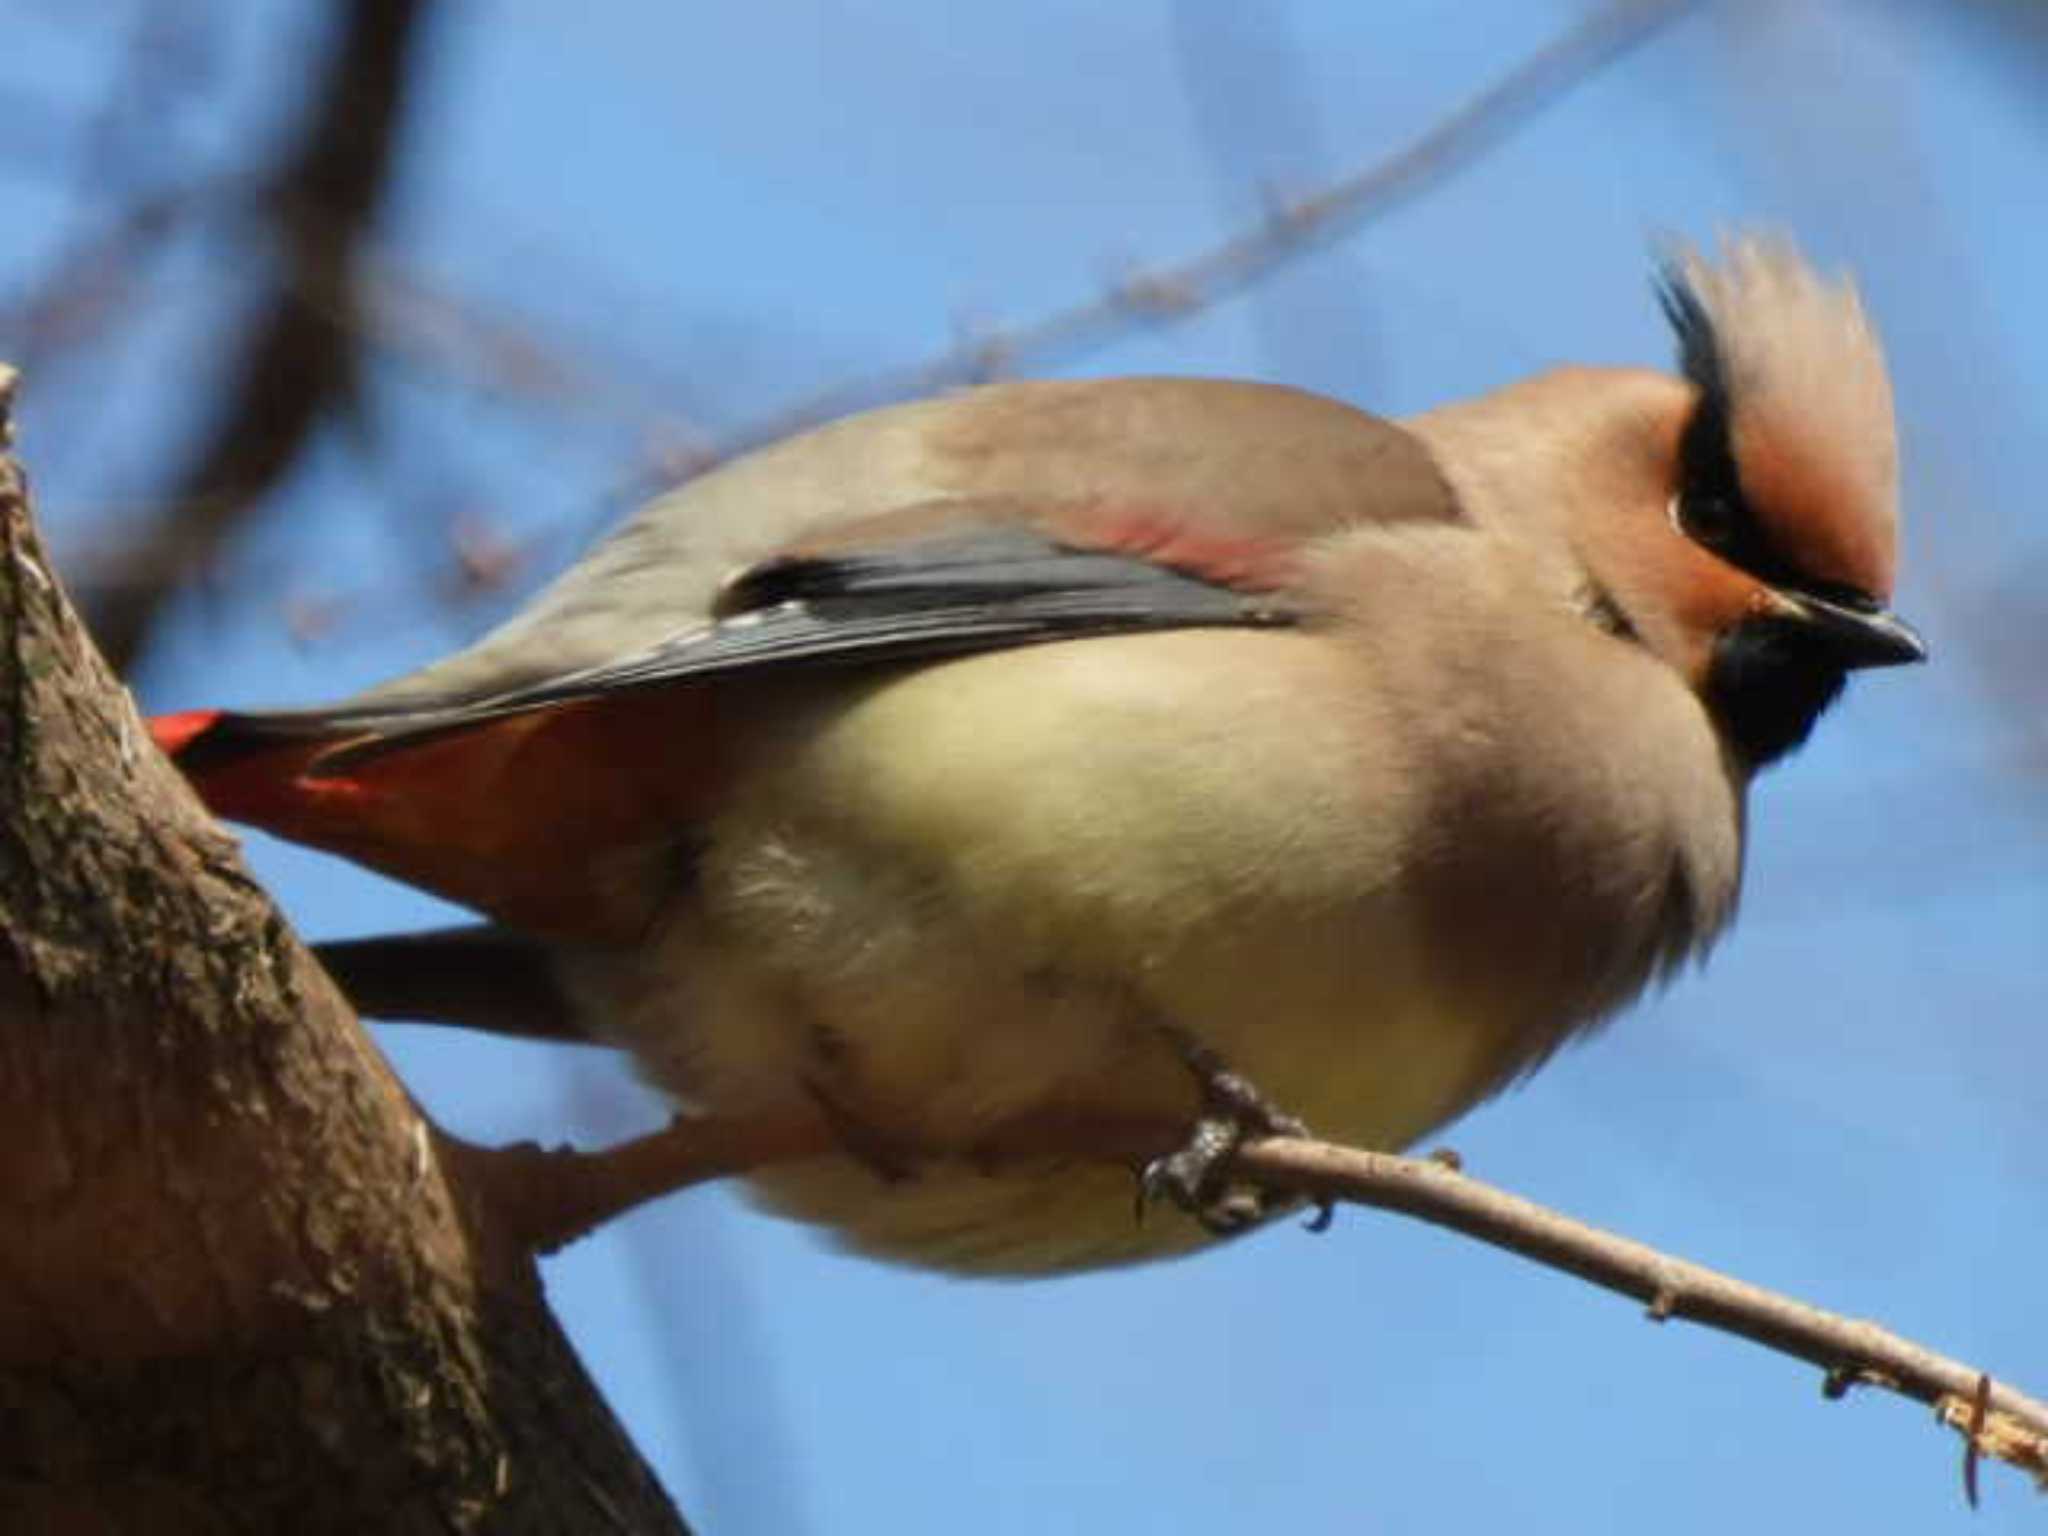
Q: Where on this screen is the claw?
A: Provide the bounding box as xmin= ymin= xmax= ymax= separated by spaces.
xmin=1137 ymin=1113 xmax=1243 ymax=1227
xmin=1131 ymin=1027 xmax=1324 ymax=1237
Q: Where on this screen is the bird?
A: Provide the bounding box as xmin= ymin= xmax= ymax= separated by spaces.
xmin=150 ymin=235 xmax=1923 ymax=1274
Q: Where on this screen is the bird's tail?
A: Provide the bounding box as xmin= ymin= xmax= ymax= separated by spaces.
xmin=149 ymin=689 xmax=720 ymax=941
xmin=150 ymin=708 xmax=370 ymax=832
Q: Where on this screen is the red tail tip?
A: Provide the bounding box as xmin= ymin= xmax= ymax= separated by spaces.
xmin=149 ymin=709 xmax=224 ymax=759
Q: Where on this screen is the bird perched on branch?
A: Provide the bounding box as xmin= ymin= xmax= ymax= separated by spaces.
xmin=152 ymin=236 xmax=1922 ymax=1273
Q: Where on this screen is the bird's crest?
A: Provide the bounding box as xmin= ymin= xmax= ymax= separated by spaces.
xmin=1656 ymin=235 xmax=1900 ymax=600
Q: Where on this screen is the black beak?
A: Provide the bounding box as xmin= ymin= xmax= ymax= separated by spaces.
xmin=1777 ymin=590 xmax=1928 ymax=670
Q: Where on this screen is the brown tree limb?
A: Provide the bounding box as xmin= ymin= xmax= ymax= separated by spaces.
xmin=467 ymin=1102 xmax=2048 ymax=1499
xmin=0 ymin=367 xmax=690 ymax=1531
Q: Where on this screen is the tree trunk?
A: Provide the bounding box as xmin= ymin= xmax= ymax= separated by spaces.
xmin=0 ymin=368 xmax=690 ymax=1533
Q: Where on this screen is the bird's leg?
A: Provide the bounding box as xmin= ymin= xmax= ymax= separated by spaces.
xmin=1137 ymin=1028 xmax=1333 ymax=1235
xmin=441 ymin=1109 xmax=835 ymax=1256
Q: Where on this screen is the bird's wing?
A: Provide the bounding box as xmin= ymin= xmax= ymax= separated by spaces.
xmin=150 ymin=493 xmax=1371 ymax=936
xmin=346 ymin=376 xmax=1456 ymax=708
xmin=316 ymin=499 xmax=1309 ymax=750
xmin=152 ymin=380 xmax=1462 ymax=935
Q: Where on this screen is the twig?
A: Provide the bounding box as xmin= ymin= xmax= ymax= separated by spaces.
xmin=1228 ymin=1136 xmax=2048 ymax=1493
xmin=302 ymin=0 xmax=1703 ymax=519
xmin=455 ymin=1098 xmax=2048 ymax=1495
xmin=31 ymin=0 xmax=1698 ymax=653
xmin=642 ymin=0 xmax=1702 ymax=484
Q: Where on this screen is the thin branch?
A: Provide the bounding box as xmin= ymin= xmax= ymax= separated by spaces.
xmin=655 ymin=0 xmax=1701 ymax=481
xmin=1235 ymin=1136 xmax=2048 ymax=1493
xmin=457 ymin=1109 xmax=2048 ymax=1498
xmin=0 ymin=3 xmax=223 ymax=369
xmin=272 ymin=0 xmax=1702 ymax=519
xmin=38 ymin=0 xmax=1698 ymax=652
xmin=0 ymin=179 xmax=232 ymax=360
xmin=81 ymin=0 xmax=434 ymax=675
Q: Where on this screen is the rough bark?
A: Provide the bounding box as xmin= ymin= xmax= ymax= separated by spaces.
xmin=0 ymin=368 xmax=688 ymax=1532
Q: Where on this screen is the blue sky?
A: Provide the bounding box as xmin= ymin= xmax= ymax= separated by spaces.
xmin=6 ymin=1 xmax=2046 ymax=1530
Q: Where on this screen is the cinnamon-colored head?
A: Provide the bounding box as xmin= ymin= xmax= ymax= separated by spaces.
xmin=1574 ymin=237 xmax=1924 ymax=769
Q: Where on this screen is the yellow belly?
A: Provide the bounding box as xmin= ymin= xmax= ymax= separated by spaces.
xmin=569 ymin=631 xmax=1593 ymax=1272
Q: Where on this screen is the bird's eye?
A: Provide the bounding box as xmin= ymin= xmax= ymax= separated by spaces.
xmin=1678 ymin=491 xmax=1740 ymax=552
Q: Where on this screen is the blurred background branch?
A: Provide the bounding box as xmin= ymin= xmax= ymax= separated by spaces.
xmin=72 ymin=0 xmax=431 ymax=672
xmin=6 ymin=0 xmax=1689 ymax=672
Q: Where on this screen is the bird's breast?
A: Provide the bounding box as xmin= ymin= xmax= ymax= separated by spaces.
xmin=590 ymin=610 xmax=1736 ymax=1124
xmin=560 ymin=611 xmax=1741 ymax=1270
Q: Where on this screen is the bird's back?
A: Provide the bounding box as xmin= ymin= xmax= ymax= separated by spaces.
xmin=356 ymin=377 xmax=1456 ymax=709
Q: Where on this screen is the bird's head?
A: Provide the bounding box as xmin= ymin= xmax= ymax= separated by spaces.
xmin=1651 ymin=237 xmax=1923 ymax=767
xmin=1506 ymin=236 xmax=1926 ymax=771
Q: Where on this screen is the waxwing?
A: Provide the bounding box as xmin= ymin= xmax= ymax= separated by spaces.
xmin=153 ymin=235 xmax=1922 ymax=1273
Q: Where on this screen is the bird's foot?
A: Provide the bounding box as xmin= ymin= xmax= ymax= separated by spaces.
xmin=1135 ymin=1031 xmax=1332 ymax=1235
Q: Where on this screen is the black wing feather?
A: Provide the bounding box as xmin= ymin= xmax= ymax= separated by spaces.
xmin=277 ymin=525 xmax=1300 ymax=766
